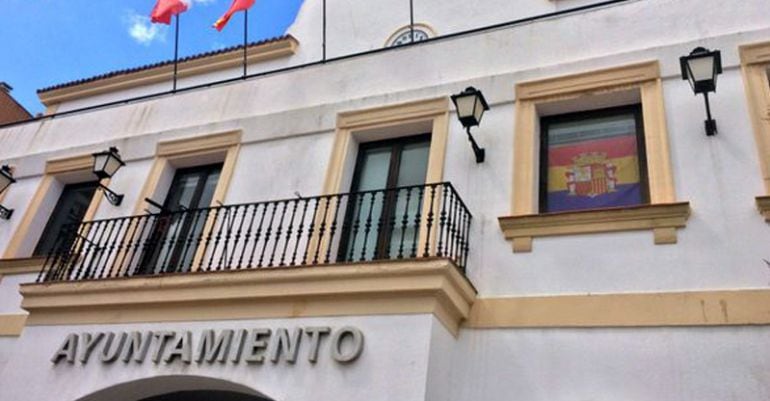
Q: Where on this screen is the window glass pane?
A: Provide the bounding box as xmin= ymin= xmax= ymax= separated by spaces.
xmin=34 ymin=182 xmax=98 ymax=256
xmin=389 ymin=140 xmax=430 ymax=257
xmin=545 ymin=113 xmax=643 ymax=212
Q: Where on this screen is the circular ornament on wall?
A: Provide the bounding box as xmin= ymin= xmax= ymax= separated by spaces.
xmin=385 ymin=23 xmax=437 ymax=47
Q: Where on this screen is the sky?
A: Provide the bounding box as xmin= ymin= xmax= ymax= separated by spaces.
xmin=0 ymin=0 xmax=305 ymax=115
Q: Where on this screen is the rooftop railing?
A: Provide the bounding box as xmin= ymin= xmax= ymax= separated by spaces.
xmin=37 ymin=182 xmax=471 ymax=283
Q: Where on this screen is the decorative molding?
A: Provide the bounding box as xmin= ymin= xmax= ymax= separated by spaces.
xmin=757 ymin=196 xmax=770 ymax=221
xmin=0 ymin=257 xmax=45 ymax=275
xmin=515 ymin=61 xmax=659 ymax=101
xmin=336 ymin=97 xmax=449 ymax=130
xmin=0 ymin=314 xmax=27 ymax=336
xmin=38 ymin=37 xmax=298 ymax=107
xmin=156 ymin=130 xmax=242 ymax=157
xmin=498 ymin=202 xmax=691 ymax=252
xmin=739 ymin=41 xmax=770 ymax=65
xmin=45 ymin=154 xmax=93 ymax=175
xmin=21 ymin=258 xmax=476 ymax=336
xmin=467 ymin=289 xmax=770 ymax=328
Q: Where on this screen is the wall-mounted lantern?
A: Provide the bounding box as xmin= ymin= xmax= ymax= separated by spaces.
xmin=92 ymin=147 xmax=125 ymax=206
xmin=451 ymin=86 xmax=488 ymax=163
xmin=680 ymin=47 xmax=722 ymax=136
xmin=0 ymin=165 xmax=16 ymax=220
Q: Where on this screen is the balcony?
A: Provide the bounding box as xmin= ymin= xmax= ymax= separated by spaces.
xmin=21 ymin=182 xmax=475 ymax=334
xmin=37 ymin=182 xmax=472 ymax=283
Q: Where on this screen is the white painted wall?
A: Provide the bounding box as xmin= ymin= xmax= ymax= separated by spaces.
xmin=0 ymin=1 xmax=768 ymax=400
xmin=0 ymin=315 xmax=435 ymax=401
xmin=3 ymin=0 xmax=768 ymax=295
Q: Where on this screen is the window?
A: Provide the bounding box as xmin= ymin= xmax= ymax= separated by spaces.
xmin=340 ymin=135 xmax=430 ymax=261
xmin=33 ymin=181 xmax=98 ymax=256
xmin=539 ymin=105 xmax=649 ymax=213
xmin=499 ymin=61 xmax=690 ymax=252
xmin=139 ymin=163 xmax=223 ymax=275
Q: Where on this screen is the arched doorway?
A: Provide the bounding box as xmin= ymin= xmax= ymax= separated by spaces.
xmin=76 ymin=376 xmax=273 ymax=401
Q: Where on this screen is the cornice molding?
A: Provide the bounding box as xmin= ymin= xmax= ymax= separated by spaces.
xmin=739 ymin=41 xmax=770 ymax=65
xmin=156 ymin=130 xmax=242 ymax=157
xmin=515 ymin=60 xmax=660 ymax=101
xmin=21 ymin=259 xmax=476 ymax=336
xmin=45 ymin=154 xmax=93 ymax=175
xmin=337 ymin=97 xmax=449 ymax=130
xmin=498 ymin=202 xmax=691 ymax=252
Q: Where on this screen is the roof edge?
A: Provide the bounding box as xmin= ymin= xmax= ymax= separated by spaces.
xmin=37 ymin=35 xmax=298 ymax=107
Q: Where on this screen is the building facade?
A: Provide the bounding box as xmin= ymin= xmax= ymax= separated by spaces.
xmin=0 ymin=83 xmax=30 ymax=125
xmin=1 ymin=0 xmax=770 ymax=400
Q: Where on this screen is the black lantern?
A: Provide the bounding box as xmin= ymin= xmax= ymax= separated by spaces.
xmin=451 ymin=87 xmax=489 ymax=163
xmin=0 ymin=165 xmax=16 ymax=220
xmin=680 ymin=47 xmax=722 ymax=136
xmin=92 ymin=147 xmax=125 ymax=206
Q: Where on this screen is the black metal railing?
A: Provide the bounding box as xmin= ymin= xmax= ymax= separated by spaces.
xmin=37 ymin=182 xmax=472 ymax=283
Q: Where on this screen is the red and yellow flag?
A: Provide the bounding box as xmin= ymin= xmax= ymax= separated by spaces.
xmin=150 ymin=0 xmax=189 ymax=25
xmin=213 ymin=0 xmax=256 ymax=31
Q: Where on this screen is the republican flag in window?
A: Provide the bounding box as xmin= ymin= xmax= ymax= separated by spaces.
xmin=213 ymin=0 xmax=256 ymax=31
xmin=150 ymin=0 xmax=189 ymax=25
xmin=544 ymin=112 xmax=645 ymax=213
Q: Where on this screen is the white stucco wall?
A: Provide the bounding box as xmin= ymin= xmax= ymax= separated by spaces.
xmin=2 ymin=0 xmax=768 ymax=296
xmin=0 ymin=315 xmax=435 ymax=401
xmin=0 ymin=1 xmax=769 ymax=400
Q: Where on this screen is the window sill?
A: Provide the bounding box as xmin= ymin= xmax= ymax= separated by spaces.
xmin=498 ymin=202 xmax=691 ymax=253
xmin=757 ymin=196 xmax=770 ymax=222
xmin=0 ymin=257 xmax=46 ymax=275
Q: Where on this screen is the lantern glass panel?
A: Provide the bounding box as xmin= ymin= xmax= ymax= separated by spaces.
xmin=688 ymin=55 xmax=715 ymax=83
xmin=93 ymin=153 xmax=109 ymax=176
xmin=455 ymin=94 xmax=478 ymax=120
xmin=473 ymin=98 xmax=486 ymax=124
xmin=0 ymin=173 xmax=12 ymax=194
xmin=103 ymin=155 xmax=123 ymax=177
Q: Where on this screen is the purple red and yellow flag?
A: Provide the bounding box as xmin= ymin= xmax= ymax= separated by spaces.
xmin=546 ymin=116 xmax=642 ymax=212
xmin=213 ymin=0 xmax=256 ymax=31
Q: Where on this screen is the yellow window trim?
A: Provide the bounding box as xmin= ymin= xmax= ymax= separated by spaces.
xmin=505 ymin=60 xmax=683 ymax=252
xmin=121 ymin=130 xmax=241 ymax=275
xmin=3 ymin=154 xmax=108 ymax=259
xmin=499 ymin=202 xmax=691 ymax=252
xmin=20 ymin=258 xmax=475 ymax=337
xmin=739 ymin=41 xmax=770 ymax=218
xmin=0 ymin=257 xmax=46 ymax=275
xmin=316 ymin=97 xmax=451 ymax=260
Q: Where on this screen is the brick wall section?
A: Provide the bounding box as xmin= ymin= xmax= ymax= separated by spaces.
xmin=0 ymin=90 xmax=31 ymax=125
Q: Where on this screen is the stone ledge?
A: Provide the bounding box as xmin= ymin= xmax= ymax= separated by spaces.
xmin=757 ymin=196 xmax=770 ymax=221
xmin=498 ymin=202 xmax=691 ymax=253
xmin=21 ymin=258 xmax=476 ymax=336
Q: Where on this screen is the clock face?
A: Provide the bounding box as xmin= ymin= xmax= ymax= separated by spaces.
xmin=389 ymin=29 xmax=430 ymax=46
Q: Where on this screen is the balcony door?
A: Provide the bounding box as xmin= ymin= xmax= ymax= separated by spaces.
xmin=34 ymin=181 xmax=99 ymax=256
xmin=340 ymin=134 xmax=431 ymax=262
xmin=139 ymin=163 xmax=222 ymax=274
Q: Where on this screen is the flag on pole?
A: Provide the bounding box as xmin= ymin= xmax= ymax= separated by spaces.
xmin=150 ymin=0 xmax=189 ymax=25
xmin=213 ymin=0 xmax=255 ymax=31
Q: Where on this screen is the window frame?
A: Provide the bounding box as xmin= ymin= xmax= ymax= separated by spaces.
xmin=738 ymin=41 xmax=770 ymax=221
xmin=500 ymin=60 xmax=690 ymax=253
xmin=538 ymin=104 xmax=650 ymax=213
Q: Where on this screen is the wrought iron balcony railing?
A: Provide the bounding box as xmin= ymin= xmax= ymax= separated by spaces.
xmin=38 ymin=182 xmax=472 ymax=283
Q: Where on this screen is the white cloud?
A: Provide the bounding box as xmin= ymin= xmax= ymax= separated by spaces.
xmin=125 ymin=11 xmax=167 ymax=46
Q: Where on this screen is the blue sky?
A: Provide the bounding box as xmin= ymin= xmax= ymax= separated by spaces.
xmin=0 ymin=0 xmax=304 ymax=115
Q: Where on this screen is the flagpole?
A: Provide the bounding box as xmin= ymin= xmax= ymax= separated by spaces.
xmin=173 ymin=14 xmax=181 ymax=92
xmin=242 ymin=9 xmax=248 ymax=78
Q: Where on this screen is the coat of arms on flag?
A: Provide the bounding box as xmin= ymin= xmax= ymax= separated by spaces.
xmin=543 ymin=110 xmax=646 ymax=213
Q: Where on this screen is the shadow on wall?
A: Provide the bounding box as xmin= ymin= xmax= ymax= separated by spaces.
xmin=75 ymin=375 xmax=273 ymax=401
